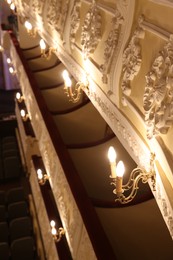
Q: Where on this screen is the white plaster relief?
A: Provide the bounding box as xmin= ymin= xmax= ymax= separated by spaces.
xmin=99 ymin=9 xmax=124 ymax=84
xmin=39 ymin=128 xmax=95 ymax=258
xmin=46 ymin=0 xmax=70 ymax=40
xmin=121 ymin=15 xmax=145 ymax=97
xmin=32 ymin=0 xmax=45 ymax=15
xmin=81 ymin=0 xmax=102 ymax=59
xmin=155 ymin=174 xmax=173 ymax=239
xmin=143 ymin=35 xmax=173 ymax=139
xmin=70 ymin=0 xmax=81 ymax=49
xmin=47 ymin=0 xmax=62 ymax=30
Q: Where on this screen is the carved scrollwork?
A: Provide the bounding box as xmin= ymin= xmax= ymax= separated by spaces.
xmin=47 ymin=0 xmax=62 ymax=29
xmin=100 ymin=9 xmax=124 ymax=84
xmin=81 ymin=0 xmax=102 ymax=59
xmin=143 ymin=35 xmax=173 ymax=139
xmin=121 ymin=15 xmax=145 ymax=96
xmin=70 ymin=0 xmax=81 ymax=49
xmin=46 ymin=0 xmax=69 ymax=39
xmin=32 ymin=0 xmax=45 ymax=15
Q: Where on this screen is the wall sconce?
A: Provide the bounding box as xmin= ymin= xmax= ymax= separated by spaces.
xmin=20 ymin=109 xmax=29 ymax=122
xmin=9 ymin=66 xmax=16 ymax=75
xmin=50 ymin=220 xmax=65 ymax=243
xmin=62 ymin=70 xmax=89 ymax=103
xmin=39 ymin=39 xmax=56 ymax=60
xmin=36 ymin=169 xmax=49 ymax=185
xmin=108 ymin=146 xmax=156 ymax=204
xmin=24 ymin=21 xmax=37 ymax=37
xmin=10 ymin=2 xmax=17 ymax=14
xmin=16 ymin=92 xmax=24 ymax=103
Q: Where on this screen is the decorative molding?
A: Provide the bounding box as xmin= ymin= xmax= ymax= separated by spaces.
xmin=121 ymin=15 xmax=145 ymax=97
xmin=46 ymin=0 xmax=70 ymax=39
xmin=143 ymin=34 xmax=173 ymax=139
xmin=30 ymin=163 xmax=58 ymax=258
xmin=70 ymin=0 xmax=81 ymax=49
xmin=47 ymin=0 xmax=62 ymax=30
xmin=154 ymin=173 xmax=173 ymax=239
xmin=32 ymin=0 xmax=45 ymax=15
xmin=99 ymin=9 xmax=124 ymax=84
xmin=81 ymin=0 xmax=102 ymax=59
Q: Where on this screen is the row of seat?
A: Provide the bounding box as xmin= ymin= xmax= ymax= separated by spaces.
xmin=0 ymin=236 xmax=35 ymax=260
xmin=0 ymin=186 xmax=25 ymax=205
xmin=0 ymin=186 xmax=36 ymax=259
xmin=0 ymin=135 xmax=22 ymax=181
xmin=0 ymin=216 xmax=32 ymax=243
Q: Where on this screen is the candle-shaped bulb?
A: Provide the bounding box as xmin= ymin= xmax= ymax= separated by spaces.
xmin=10 ymin=3 xmax=15 ymax=11
xmin=20 ymin=109 xmax=26 ymax=118
xmin=9 ymin=67 xmax=14 ymax=74
xmin=7 ymin=58 xmax=11 ymax=64
xmin=50 ymin=220 xmax=56 ymax=228
xmin=16 ymin=92 xmax=21 ymax=100
xmin=37 ymin=169 xmax=43 ymax=180
xmin=24 ymin=21 xmax=32 ymax=30
xmin=51 ymin=227 xmax=57 ymax=235
xmin=116 ymin=160 xmax=125 ymax=194
xmin=108 ymin=146 xmax=117 ymax=178
xmin=62 ymin=70 xmax=72 ymax=88
xmin=40 ymin=39 xmax=46 ymax=50
xmin=108 ymin=146 xmax=116 ymax=163
xmin=116 ymin=161 xmax=125 ymax=177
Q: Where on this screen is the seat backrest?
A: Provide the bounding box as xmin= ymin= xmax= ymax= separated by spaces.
xmin=6 ymin=187 xmax=25 ymax=205
xmin=11 ymin=236 xmax=35 ymax=260
xmin=0 ymin=222 xmax=9 ymax=242
xmin=0 ymin=205 xmax=7 ymax=222
xmin=10 ymin=216 xmax=32 ymax=242
xmin=8 ymin=201 xmax=28 ymax=221
xmin=3 ymin=156 xmax=21 ymax=180
xmin=2 ymin=136 xmax=16 ymax=144
xmin=0 ymin=190 xmax=5 ymax=205
xmin=0 ymin=242 xmax=10 ymax=260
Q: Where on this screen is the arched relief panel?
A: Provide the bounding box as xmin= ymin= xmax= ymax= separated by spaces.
xmin=44 ymin=0 xmax=70 ymax=41
xmin=118 ymin=14 xmax=173 ymax=184
xmin=66 ymin=0 xmax=135 ymax=102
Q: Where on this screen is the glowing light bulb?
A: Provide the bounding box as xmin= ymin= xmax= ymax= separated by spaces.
xmin=62 ymin=70 xmax=72 ymax=88
xmin=20 ymin=109 xmax=26 ymax=118
xmin=116 ymin=161 xmax=125 ymax=177
xmin=50 ymin=220 xmax=56 ymax=228
xmin=6 ymin=58 xmax=11 ymax=64
xmin=10 ymin=3 xmax=15 ymax=10
xmin=108 ymin=146 xmax=116 ymax=163
xmin=9 ymin=67 xmax=14 ymax=74
xmin=16 ymin=92 xmax=21 ymax=100
xmin=37 ymin=169 xmax=43 ymax=180
xmin=51 ymin=227 xmax=57 ymax=235
xmin=40 ymin=39 xmax=46 ymax=50
xmin=108 ymin=146 xmax=117 ymax=178
xmin=24 ymin=21 xmax=32 ymax=30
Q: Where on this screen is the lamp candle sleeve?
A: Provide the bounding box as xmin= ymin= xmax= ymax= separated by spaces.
xmin=110 ymin=162 xmax=116 ymax=178
xmin=116 ymin=176 xmax=123 ymax=193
